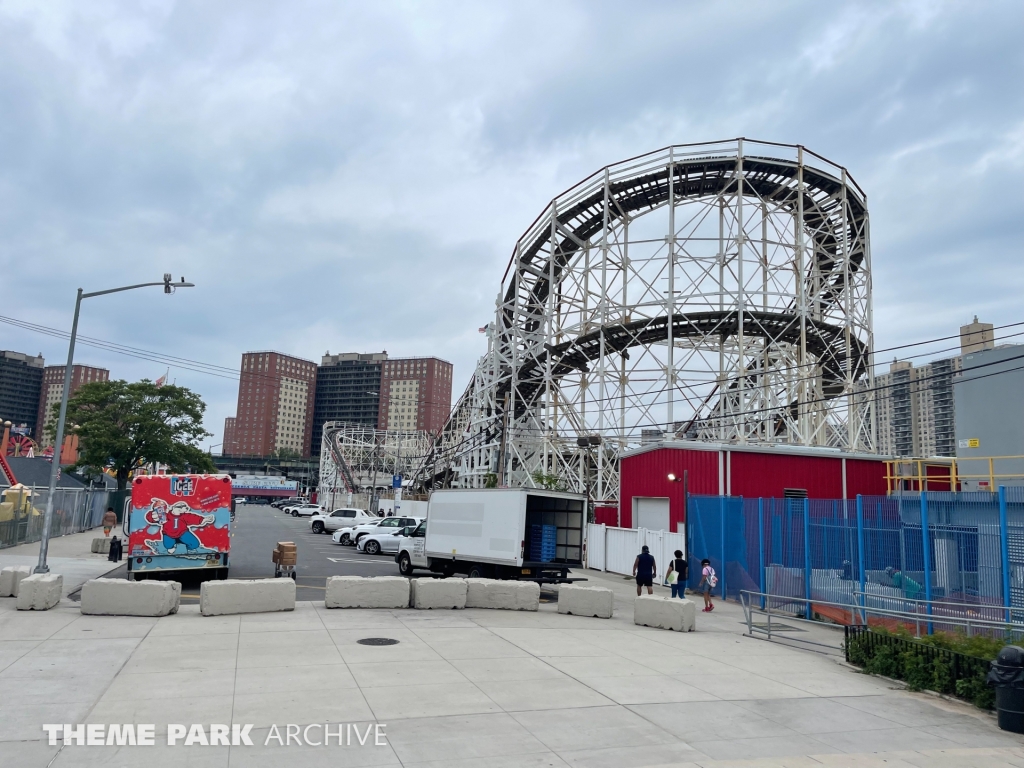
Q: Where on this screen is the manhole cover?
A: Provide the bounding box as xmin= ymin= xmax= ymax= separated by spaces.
xmin=357 ymin=637 xmax=400 ymax=646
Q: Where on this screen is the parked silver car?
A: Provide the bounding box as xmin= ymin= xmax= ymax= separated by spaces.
xmin=357 ymin=523 xmax=420 ymax=555
xmin=335 ymin=516 xmax=420 ymax=546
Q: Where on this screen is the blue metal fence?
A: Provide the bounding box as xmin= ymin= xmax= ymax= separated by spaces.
xmin=686 ymin=489 xmax=1024 ymax=628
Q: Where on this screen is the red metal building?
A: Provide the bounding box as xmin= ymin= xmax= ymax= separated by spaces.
xmin=608 ymin=442 xmax=888 ymax=529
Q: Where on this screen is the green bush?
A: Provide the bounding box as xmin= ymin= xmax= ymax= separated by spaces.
xmin=845 ymin=627 xmax=1000 ymax=710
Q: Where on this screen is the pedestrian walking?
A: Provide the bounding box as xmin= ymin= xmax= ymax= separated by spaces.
xmin=101 ymin=507 xmax=117 ymax=537
xmin=665 ymin=550 xmax=688 ymax=598
xmin=632 ymin=545 xmax=656 ymax=596
xmin=698 ymin=558 xmax=717 ymax=612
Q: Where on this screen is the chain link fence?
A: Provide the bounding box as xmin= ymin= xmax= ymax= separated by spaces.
xmin=0 ymin=486 xmax=111 ymax=550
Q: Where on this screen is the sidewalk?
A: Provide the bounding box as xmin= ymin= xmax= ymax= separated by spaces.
xmin=0 ymin=568 xmax=1021 ymax=767
xmin=0 ymin=530 xmax=120 ymax=596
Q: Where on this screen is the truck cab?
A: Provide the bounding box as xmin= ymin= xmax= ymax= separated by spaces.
xmin=395 ymin=488 xmax=585 ymax=583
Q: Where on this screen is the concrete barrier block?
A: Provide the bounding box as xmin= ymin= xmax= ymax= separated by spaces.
xmin=81 ymin=578 xmax=181 ymax=617
xmin=325 ymin=576 xmax=410 ymax=609
xmin=0 ymin=566 xmax=32 ymax=597
xmin=633 ymin=595 xmax=696 ymax=632
xmin=466 ymin=579 xmax=540 ymax=611
xmin=91 ymin=538 xmax=112 ymax=554
xmin=200 ymin=578 xmax=295 ymax=617
xmin=16 ymin=573 xmax=63 ymax=611
xmin=411 ymin=577 xmax=467 ymax=609
xmin=557 ymin=584 xmax=614 ymax=618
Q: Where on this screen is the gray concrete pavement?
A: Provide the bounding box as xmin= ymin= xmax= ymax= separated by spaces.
xmin=0 ymin=529 xmax=120 ymax=596
xmin=0 ymin=566 xmax=1021 ymax=767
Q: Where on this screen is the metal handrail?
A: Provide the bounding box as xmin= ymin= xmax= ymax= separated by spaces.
xmin=853 ymin=590 xmax=1014 ymax=617
xmin=740 ymin=589 xmax=1024 ymax=643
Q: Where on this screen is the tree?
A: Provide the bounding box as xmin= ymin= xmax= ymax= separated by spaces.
xmin=273 ymin=447 xmax=301 ymax=460
xmin=59 ymin=380 xmax=215 ymax=489
xmin=531 ymin=470 xmax=566 ymax=491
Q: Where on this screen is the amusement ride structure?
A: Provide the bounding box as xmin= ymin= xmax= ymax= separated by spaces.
xmin=320 ymin=139 xmax=874 ymax=510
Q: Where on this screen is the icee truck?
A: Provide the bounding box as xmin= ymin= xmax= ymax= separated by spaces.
xmin=395 ymin=488 xmax=586 ymax=583
xmin=125 ymin=474 xmax=232 ymax=580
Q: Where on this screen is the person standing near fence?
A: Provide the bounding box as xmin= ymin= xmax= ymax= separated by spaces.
xmin=633 ymin=545 xmax=656 ymax=596
xmin=698 ymin=558 xmax=717 ymax=612
xmin=101 ymin=507 xmax=117 ymax=537
xmin=665 ymin=550 xmax=688 ymax=598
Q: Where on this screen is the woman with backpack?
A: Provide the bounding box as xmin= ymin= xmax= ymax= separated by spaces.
xmin=698 ymin=558 xmax=717 ymax=612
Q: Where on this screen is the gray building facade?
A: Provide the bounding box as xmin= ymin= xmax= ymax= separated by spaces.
xmin=311 ymin=352 xmax=387 ymax=454
xmin=955 ymin=345 xmax=1024 ymax=490
xmin=0 ymin=351 xmax=45 ymax=437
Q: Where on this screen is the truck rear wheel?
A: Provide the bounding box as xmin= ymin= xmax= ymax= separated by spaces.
xmin=311 ymin=521 xmax=324 ymax=534
xmin=398 ymin=553 xmax=413 ymax=576
xmin=467 ymin=565 xmax=489 ymax=579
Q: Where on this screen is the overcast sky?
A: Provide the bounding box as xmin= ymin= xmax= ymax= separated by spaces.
xmin=1 ymin=0 xmax=1022 ymax=449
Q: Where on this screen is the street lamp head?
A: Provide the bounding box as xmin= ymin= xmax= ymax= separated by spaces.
xmin=163 ymin=274 xmax=194 ymax=294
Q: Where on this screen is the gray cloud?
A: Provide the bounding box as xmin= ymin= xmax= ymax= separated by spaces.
xmin=0 ymin=0 xmax=1021 ymax=444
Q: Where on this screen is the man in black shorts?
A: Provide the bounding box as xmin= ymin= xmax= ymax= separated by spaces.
xmin=632 ymin=545 xmax=656 ymax=596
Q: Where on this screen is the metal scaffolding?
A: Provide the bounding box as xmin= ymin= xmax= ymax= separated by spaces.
xmin=318 ymin=422 xmax=433 ymax=511
xmin=420 ymin=139 xmax=874 ymax=506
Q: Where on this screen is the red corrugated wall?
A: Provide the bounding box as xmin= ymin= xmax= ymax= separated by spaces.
xmin=619 ymin=448 xmax=721 ymax=529
xmin=845 ymin=457 xmax=888 ymax=495
xmin=618 ymin=446 xmax=888 ymax=528
xmin=728 ymin=451 xmax=844 ymax=498
xmin=593 ymin=506 xmax=619 ymax=526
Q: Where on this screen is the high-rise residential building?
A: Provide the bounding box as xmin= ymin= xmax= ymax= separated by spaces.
xmin=875 ymin=318 xmax=991 ymax=457
xmin=379 ymin=357 xmax=453 ymax=434
xmin=0 ymin=351 xmax=45 ymax=438
xmin=225 ymin=351 xmax=317 ymax=457
xmin=311 ymin=352 xmax=387 ymax=454
xmin=960 ymin=316 xmax=995 ymax=356
xmin=222 ymin=417 xmax=236 ymax=456
xmin=36 ymin=365 xmax=110 ymax=444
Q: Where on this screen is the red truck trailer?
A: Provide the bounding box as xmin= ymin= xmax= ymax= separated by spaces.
xmin=125 ymin=474 xmax=232 ymax=580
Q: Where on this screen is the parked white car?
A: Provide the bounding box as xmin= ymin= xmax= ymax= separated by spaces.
xmin=357 ymin=523 xmax=418 ymax=555
xmin=309 ymin=508 xmax=377 ymax=535
xmin=334 ymin=516 xmax=421 ymax=546
xmin=288 ymin=503 xmax=323 ymax=517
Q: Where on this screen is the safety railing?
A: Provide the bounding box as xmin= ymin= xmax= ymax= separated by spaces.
xmin=854 ymin=590 xmax=1010 ymax=626
xmin=740 ymin=589 xmax=1024 ymax=647
xmin=885 ymin=455 xmax=1024 ymax=493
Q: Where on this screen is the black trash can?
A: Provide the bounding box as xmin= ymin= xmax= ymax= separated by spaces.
xmin=988 ymin=645 xmax=1024 ymax=733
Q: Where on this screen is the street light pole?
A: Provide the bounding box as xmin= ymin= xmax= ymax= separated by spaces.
xmin=35 ymin=275 xmax=194 ymax=574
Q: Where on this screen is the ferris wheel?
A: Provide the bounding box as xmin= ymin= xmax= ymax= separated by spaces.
xmin=6 ymin=433 xmax=37 ymax=457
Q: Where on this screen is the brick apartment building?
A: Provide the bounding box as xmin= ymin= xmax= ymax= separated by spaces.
xmin=224 ymin=352 xmax=317 ymax=457
xmin=36 ymin=365 xmax=109 ymax=444
xmin=379 ymin=357 xmax=453 ymax=434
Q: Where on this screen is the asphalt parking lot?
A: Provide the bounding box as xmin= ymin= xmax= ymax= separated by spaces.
xmin=229 ymin=502 xmax=402 ymax=599
xmin=77 ymin=503 xmax=404 ymax=602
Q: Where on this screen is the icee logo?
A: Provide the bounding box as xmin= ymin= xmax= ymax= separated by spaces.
xmin=170 ymin=477 xmax=195 ymax=497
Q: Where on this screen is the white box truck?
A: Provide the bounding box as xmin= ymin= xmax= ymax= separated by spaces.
xmin=394 ymin=488 xmax=586 ymax=583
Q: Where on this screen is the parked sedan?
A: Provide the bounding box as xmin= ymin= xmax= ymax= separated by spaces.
xmin=289 ymin=503 xmax=323 ymax=517
xmin=309 ymin=508 xmax=377 ymax=535
xmin=357 ymin=525 xmax=417 ymax=555
xmin=333 ymin=516 xmax=421 ymax=546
